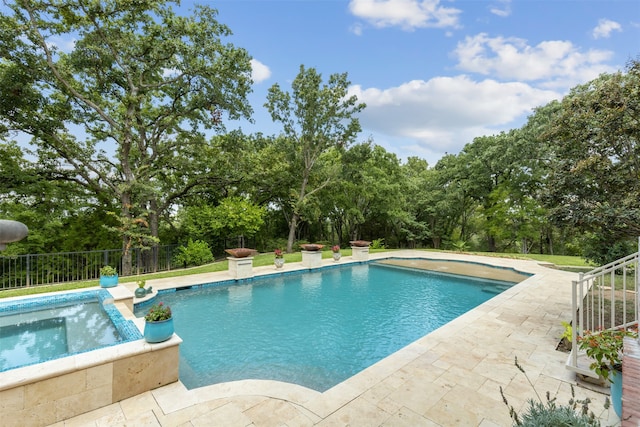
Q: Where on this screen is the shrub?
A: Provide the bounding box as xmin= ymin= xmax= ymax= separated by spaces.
xmin=174 ymin=239 xmax=213 ymax=267
xmin=262 ymin=238 xmax=288 ymax=253
xmin=580 ymin=234 xmax=637 ymax=266
xmin=501 ymin=357 xmax=604 ymax=426
xmin=450 ymin=240 xmax=469 ymax=252
xmin=370 ymin=238 xmax=386 ymax=249
xmin=100 ymin=265 xmax=117 ymax=276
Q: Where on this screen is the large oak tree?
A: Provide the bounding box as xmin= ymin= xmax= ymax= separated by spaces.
xmin=265 ymin=65 xmax=365 ymax=253
xmin=543 ymin=59 xmax=640 ymax=245
xmin=0 ymin=0 xmax=253 ymax=273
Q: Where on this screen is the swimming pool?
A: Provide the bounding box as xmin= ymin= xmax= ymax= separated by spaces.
xmin=0 ymin=289 xmax=142 ymax=371
xmin=135 ymin=260 xmax=521 ymax=391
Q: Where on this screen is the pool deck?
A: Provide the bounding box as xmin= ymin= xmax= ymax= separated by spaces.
xmin=48 ymin=250 xmax=618 ymax=426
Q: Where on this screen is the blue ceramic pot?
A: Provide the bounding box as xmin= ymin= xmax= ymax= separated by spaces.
xmin=610 ymin=369 xmax=622 ymax=417
xmin=99 ymin=274 xmax=118 ymax=288
xmin=144 ymin=318 xmax=174 ymax=343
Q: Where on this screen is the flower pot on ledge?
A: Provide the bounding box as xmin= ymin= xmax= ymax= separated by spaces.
xmin=225 ymin=248 xmax=256 ymax=258
xmin=99 ymin=274 xmax=118 ymax=288
xmin=144 ymin=318 xmax=174 ymax=343
xmin=300 ymin=244 xmax=323 ymax=251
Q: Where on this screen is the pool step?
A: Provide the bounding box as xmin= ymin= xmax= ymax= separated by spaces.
xmin=481 ymin=284 xmax=511 ymax=294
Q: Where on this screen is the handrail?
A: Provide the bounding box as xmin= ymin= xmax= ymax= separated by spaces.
xmin=579 ymin=251 xmax=639 ymax=281
xmin=568 ymin=250 xmax=640 ymax=376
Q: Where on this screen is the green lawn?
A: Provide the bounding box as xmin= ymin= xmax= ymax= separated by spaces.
xmin=0 ymin=248 xmax=591 ymax=299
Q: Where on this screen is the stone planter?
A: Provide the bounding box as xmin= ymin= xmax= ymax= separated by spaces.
xmin=300 ymin=244 xmax=323 ymax=251
xmin=225 ymin=248 xmax=255 ymax=258
xmin=332 ymin=252 xmax=342 ymax=262
xmin=301 ymin=250 xmax=322 ymax=268
xmin=228 ymin=256 xmax=254 ymax=279
xmin=274 ymin=258 xmax=285 ymax=269
xmin=351 ymin=246 xmax=370 ymax=261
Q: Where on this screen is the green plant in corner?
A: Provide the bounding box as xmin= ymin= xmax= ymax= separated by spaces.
xmin=451 ymin=240 xmax=469 ymax=252
xmin=370 ymin=238 xmax=385 ymax=250
xmin=500 ymin=356 xmax=604 ymax=426
xmin=100 ymin=265 xmax=117 ymax=276
xmin=577 ymin=327 xmax=638 ymax=382
xmin=561 ymin=321 xmax=573 ymax=343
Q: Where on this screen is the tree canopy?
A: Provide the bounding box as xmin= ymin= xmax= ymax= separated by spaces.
xmin=0 ymin=0 xmax=253 ymax=272
xmin=0 ymin=1 xmax=637 ymax=266
xmin=265 ymin=65 xmax=365 ymax=252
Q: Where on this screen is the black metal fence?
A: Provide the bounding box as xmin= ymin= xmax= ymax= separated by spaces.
xmin=0 ymin=245 xmax=178 ymax=290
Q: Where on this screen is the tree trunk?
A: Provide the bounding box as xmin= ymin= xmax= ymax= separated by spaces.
xmin=120 ymin=192 xmax=133 ymax=276
xmin=286 ymin=213 xmax=299 ymax=253
xmin=487 ymin=234 xmax=496 ymax=252
xmin=149 ymin=199 xmax=159 ymax=272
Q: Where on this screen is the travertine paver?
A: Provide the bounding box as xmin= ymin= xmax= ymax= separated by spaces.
xmin=52 ymin=250 xmax=617 ymax=427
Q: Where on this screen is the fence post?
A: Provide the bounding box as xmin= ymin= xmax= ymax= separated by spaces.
xmin=26 ymin=254 xmax=31 ymax=287
xmin=571 ymin=279 xmax=578 ymax=369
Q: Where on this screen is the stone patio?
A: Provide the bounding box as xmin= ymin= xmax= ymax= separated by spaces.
xmin=48 ymin=250 xmax=618 ymax=426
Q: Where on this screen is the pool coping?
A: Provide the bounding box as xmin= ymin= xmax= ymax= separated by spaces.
xmin=6 ymin=250 xmax=619 ymax=426
xmin=95 ymin=249 xmax=617 ymax=426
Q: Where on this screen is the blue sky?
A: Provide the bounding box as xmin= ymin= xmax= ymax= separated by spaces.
xmin=189 ymin=0 xmax=639 ymax=165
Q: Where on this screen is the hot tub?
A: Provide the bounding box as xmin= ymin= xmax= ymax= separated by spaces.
xmin=0 ymin=287 xmax=181 ymax=427
xmin=0 ymin=289 xmax=141 ymax=371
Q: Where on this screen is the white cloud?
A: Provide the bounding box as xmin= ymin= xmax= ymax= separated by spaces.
xmin=350 ymin=22 xmax=364 ymax=36
xmin=453 ymin=33 xmax=615 ymax=88
xmin=348 ymin=0 xmax=461 ymax=31
xmin=592 ymin=19 xmax=622 ymax=39
xmin=489 ymin=0 xmax=511 ymax=17
xmin=250 ymin=59 xmax=271 ymax=83
xmin=349 ymin=76 xmax=559 ymax=161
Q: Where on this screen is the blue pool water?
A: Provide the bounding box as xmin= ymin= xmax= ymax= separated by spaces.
xmin=0 ymin=290 xmax=142 ymax=371
xmin=136 ymin=261 xmax=517 ymax=391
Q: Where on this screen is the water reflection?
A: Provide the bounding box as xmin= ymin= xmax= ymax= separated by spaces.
xmin=0 ymin=302 xmax=122 ymax=370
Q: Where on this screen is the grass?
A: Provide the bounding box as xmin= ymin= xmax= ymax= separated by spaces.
xmin=0 ymin=248 xmax=590 ymax=300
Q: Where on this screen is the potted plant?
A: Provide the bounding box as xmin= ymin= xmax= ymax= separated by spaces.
xmin=274 ymin=249 xmax=285 ymax=269
xmin=224 ymin=248 xmax=256 ymax=258
xmin=332 ymin=245 xmax=341 ymax=262
xmin=135 ymin=280 xmax=147 ymax=298
xmin=143 ymin=302 xmax=174 ymax=343
xmin=577 ymin=327 xmax=638 ymax=417
xmin=300 ymin=243 xmax=323 ymax=251
xmin=99 ymin=265 xmax=118 ymax=288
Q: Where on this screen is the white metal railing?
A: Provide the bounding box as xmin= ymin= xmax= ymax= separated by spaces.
xmin=567 ymin=247 xmax=640 ymax=377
